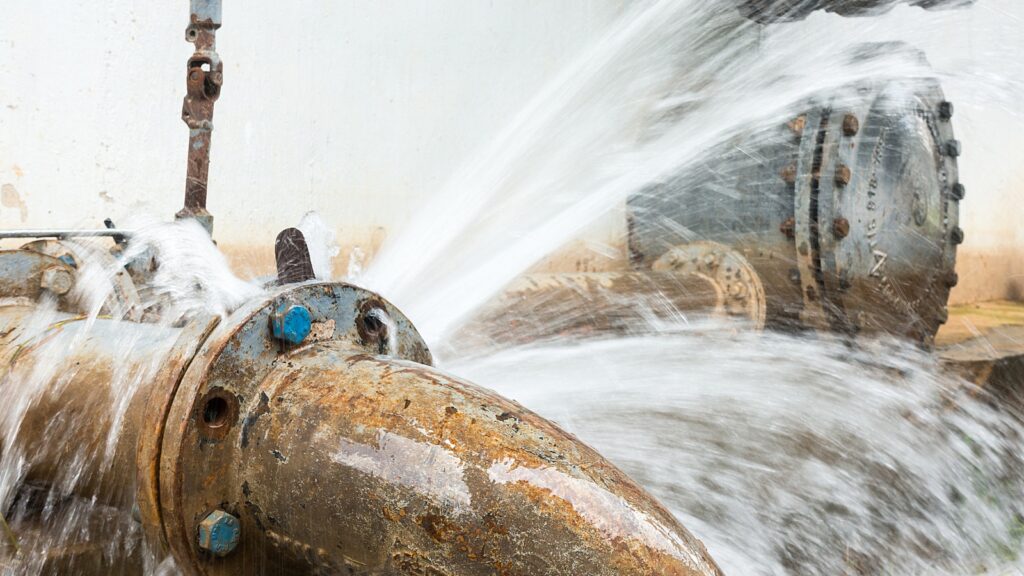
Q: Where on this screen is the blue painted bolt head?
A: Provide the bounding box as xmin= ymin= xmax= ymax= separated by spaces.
xmin=197 ymin=510 xmax=240 ymax=557
xmin=271 ymin=304 xmax=312 ymax=344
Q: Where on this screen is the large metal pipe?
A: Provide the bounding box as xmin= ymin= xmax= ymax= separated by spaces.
xmin=0 ymin=307 xmax=177 ymax=510
xmin=448 ymin=244 xmax=767 ymax=356
xmin=0 ymin=275 xmax=723 ymax=575
xmin=162 ymin=342 xmax=719 ymax=574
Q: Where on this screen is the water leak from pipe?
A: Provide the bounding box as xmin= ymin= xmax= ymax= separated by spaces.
xmin=2 ymin=0 xmax=1023 ymax=574
xmin=449 ymin=326 xmax=1024 ymax=574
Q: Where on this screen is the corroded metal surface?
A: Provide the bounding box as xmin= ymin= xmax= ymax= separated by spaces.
xmin=1 ymin=273 xmax=723 ymax=575
xmin=20 ymin=238 xmax=143 ymax=319
xmin=151 ymin=282 xmax=432 ymax=567
xmin=0 ymin=250 xmax=80 ymax=312
xmin=449 ymin=271 xmax=723 ymax=354
xmin=146 ymin=281 xmax=719 ymax=575
xmin=136 ymin=314 xmax=222 ymax=559
xmin=177 ymin=0 xmax=223 ymax=233
xmin=0 ymin=306 xmax=179 ymax=510
xmin=166 ymin=344 xmax=721 ymax=575
xmin=274 ymin=228 xmax=316 ymax=285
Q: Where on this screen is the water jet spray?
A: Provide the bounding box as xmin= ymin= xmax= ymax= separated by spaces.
xmin=0 ymin=2 xmax=725 ymax=574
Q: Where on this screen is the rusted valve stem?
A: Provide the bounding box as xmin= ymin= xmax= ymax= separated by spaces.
xmin=177 ymin=0 xmax=223 ymax=234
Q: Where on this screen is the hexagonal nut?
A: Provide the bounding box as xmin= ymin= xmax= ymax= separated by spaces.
xmin=40 ymin=266 xmax=74 ymax=296
xmin=841 ymin=113 xmax=859 ymax=137
xmin=270 ymin=304 xmax=312 ymax=345
xmin=834 ymin=164 xmax=852 ymax=188
xmin=197 ymin=510 xmax=240 ymax=557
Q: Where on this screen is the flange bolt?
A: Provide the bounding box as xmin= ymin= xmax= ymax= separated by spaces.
xmin=198 ymin=510 xmax=240 ymax=557
xmin=40 ymin=267 xmax=74 ymax=296
xmin=842 ymin=114 xmax=859 ymax=137
xmin=780 ymin=163 xmax=797 ymax=184
xmin=779 ymin=217 xmax=796 ymax=240
xmin=939 ymin=101 xmax=954 ymax=120
xmin=946 ymin=271 xmax=960 ymax=288
xmin=950 ymin=226 xmax=965 ymax=245
xmin=943 ymin=140 xmax=961 ymax=157
xmin=833 ymin=217 xmax=850 ymax=240
xmin=951 ymin=183 xmax=966 ymax=201
xmin=835 ymin=165 xmax=852 ymax=187
xmin=271 ymin=304 xmax=312 ymax=345
xmin=787 ymin=115 xmax=807 ymax=137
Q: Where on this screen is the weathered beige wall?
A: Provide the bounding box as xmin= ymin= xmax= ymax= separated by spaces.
xmin=0 ymin=1 xmax=625 ymax=259
xmin=0 ymin=1 xmax=1020 ymax=302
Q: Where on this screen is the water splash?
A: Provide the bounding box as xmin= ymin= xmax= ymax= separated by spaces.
xmin=362 ymin=0 xmax=945 ymax=344
xmin=119 ymin=219 xmax=264 ymax=322
xmin=2 ymin=1 xmax=1022 ymax=574
xmin=0 ymin=218 xmax=263 ymax=574
xmin=449 ymin=326 xmax=1024 ymax=575
xmin=297 ymin=211 xmax=340 ymax=281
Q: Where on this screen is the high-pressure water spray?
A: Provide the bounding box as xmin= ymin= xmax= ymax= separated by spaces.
xmin=458 ymin=71 xmax=963 ymax=349
xmin=0 ymin=2 xmax=725 ymax=574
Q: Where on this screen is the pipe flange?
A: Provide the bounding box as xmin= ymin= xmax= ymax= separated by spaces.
xmin=20 ymin=239 xmax=143 ymax=320
xmin=0 ymin=250 xmax=79 ymax=312
xmin=813 ymin=74 xmax=960 ymax=344
xmin=151 ymin=282 xmax=430 ymax=574
xmin=652 ymin=241 xmax=767 ymax=329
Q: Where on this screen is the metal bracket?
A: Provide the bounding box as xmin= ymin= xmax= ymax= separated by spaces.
xmin=176 ymin=0 xmax=223 ymax=235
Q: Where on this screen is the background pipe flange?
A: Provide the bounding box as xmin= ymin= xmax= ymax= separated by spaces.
xmin=19 ymin=239 xmax=143 ymax=320
xmin=627 ymin=52 xmax=959 ymax=343
xmin=811 ymin=75 xmax=960 ymax=344
xmin=652 ymin=242 xmax=768 ymax=330
xmin=0 ymin=250 xmax=79 ymax=311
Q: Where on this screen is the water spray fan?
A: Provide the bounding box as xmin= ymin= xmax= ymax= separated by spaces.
xmin=0 ymin=1 xmax=977 ymax=575
xmin=0 ymin=1 xmax=725 ymax=574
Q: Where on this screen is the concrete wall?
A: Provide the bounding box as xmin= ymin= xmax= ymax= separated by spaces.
xmin=1 ymin=1 xmax=1020 ymax=302
xmin=0 ymin=0 xmax=625 ymax=269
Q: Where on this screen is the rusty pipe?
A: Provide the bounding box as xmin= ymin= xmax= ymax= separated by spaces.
xmin=0 ymin=281 xmax=722 ymax=575
xmin=159 ymin=343 xmax=720 ymax=575
xmin=0 ymin=306 xmax=180 ymax=510
xmin=450 ymin=243 xmax=767 ymax=354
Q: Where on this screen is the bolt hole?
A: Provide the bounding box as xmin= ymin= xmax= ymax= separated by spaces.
xmin=362 ymin=312 xmax=385 ymax=337
xmin=357 ymin=304 xmax=392 ymax=354
xmin=203 ymin=397 xmax=229 ymax=428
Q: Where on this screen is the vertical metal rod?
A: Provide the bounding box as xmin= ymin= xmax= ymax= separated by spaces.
xmin=275 ymin=228 xmax=317 ymax=285
xmin=177 ymin=0 xmax=223 ymax=234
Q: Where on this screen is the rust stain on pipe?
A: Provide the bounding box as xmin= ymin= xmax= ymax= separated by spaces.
xmin=0 ymin=278 xmax=723 ymax=575
xmin=189 ymin=345 xmax=722 ymax=575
